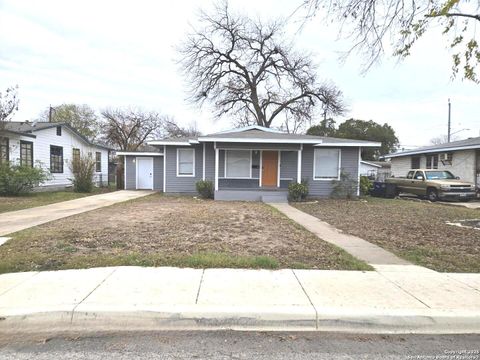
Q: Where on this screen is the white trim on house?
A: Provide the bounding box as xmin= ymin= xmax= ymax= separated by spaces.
xmin=214 ymin=146 xmax=219 ymax=191
xmin=223 ymin=149 xmax=252 ymax=179
xmin=259 ymin=150 xmax=263 ymax=187
xmin=163 ymin=145 xmax=166 ymax=192
xmin=297 ymin=144 xmax=302 ymax=184
xmin=148 ymin=141 xmax=192 ymax=146
xmin=357 ymin=148 xmax=362 ymax=196
xmin=116 ymin=151 xmax=163 ymax=156
xmin=135 ymin=156 xmax=154 ymax=190
xmin=202 ymin=142 xmax=206 ymax=181
xmin=314 ymin=142 xmax=380 ymax=147
xmin=277 ymin=150 xmax=281 ymax=187
xmin=384 ymin=144 xmax=480 ymax=158
xmin=360 ymin=160 xmax=382 ymax=168
xmin=198 ymin=137 xmax=379 ymax=146
xmin=124 ymin=155 xmax=127 ymax=190
xmin=313 ymin=148 xmax=342 ymax=181
xmin=176 ymin=148 xmax=195 ymax=177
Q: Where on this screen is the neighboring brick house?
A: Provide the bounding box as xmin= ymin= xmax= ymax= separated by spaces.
xmin=384 ymin=137 xmax=480 ymax=188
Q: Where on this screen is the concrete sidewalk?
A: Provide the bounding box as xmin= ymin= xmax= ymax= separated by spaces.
xmin=270 ymin=203 xmax=410 ymax=267
xmin=0 ymin=190 xmax=155 ymax=236
xmin=1 ymin=266 xmax=479 ymax=334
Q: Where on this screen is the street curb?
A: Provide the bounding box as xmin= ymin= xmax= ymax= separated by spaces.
xmin=1 ymin=308 xmax=480 ymax=334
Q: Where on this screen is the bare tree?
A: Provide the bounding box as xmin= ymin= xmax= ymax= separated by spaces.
xmin=101 ymin=108 xmax=164 ymax=150
xmin=178 ymin=2 xmax=346 ymax=132
xmin=300 ymin=0 xmax=480 ymax=83
xmin=0 ymin=85 xmax=19 ymax=130
xmin=158 ymin=117 xmax=201 ymax=138
xmin=430 ymin=134 xmax=459 ymax=145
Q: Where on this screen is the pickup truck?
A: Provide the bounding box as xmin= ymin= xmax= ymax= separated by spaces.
xmin=385 ymin=169 xmax=477 ymax=202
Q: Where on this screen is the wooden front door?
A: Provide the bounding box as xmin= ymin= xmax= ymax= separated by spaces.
xmin=262 ymin=151 xmax=278 ymax=187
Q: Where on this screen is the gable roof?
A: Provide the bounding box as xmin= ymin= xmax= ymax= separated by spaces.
xmin=3 ymin=121 xmax=111 ymax=150
xmin=384 ymin=136 xmax=480 ymax=158
xmin=149 ymin=126 xmax=381 ymax=147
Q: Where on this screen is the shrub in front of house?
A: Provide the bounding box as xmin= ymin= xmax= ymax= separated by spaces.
xmin=332 ymin=170 xmax=358 ymax=199
xmin=69 ymin=155 xmax=95 ymax=193
xmin=196 ymin=180 xmax=214 ymax=199
xmin=288 ymin=181 xmax=309 ymax=202
xmin=0 ymin=162 xmax=50 ymax=196
xmin=359 ymin=175 xmax=373 ymax=196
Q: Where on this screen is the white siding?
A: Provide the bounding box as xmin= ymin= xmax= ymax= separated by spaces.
xmin=390 ymin=157 xmax=412 ymax=177
xmin=5 ymin=126 xmax=108 ymax=188
xmin=389 ymin=150 xmax=476 ymax=183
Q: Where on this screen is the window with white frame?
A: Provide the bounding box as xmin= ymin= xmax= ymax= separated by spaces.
xmin=313 ymin=148 xmax=340 ymax=179
xmin=225 ymin=150 xmax=251 ymax=178
xmin=177 ymin=148 xmax=195 ymax=176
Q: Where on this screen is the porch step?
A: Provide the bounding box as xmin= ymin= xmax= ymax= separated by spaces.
xmin=261 ymin=194 xmax=288 ymax=203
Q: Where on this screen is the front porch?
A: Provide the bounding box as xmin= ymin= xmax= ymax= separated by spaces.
xmin=212 ymin=145 xmax=302 ymax=201
xmin=214 ymin=188 xmax=289 ymax=202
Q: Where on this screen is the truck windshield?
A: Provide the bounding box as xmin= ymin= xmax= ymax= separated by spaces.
xmin=424 ymin=171 xmax=455 ymax=180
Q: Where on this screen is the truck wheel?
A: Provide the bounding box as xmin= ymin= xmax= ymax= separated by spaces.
xmin=427 ymin=188 xmax=439 ymax=202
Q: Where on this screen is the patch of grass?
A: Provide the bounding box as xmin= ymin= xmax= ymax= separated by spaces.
xmin=0 ymin=188 xmax=113 ymax=213
xmin=294 ymin=197 xmax=480 ymax=273
xmin=0 ymin=251 xmax=281 ymax=274
xmin=0 ymin=194 xmax=373 ymax=274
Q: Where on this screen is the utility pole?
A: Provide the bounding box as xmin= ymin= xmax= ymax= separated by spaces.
xmin=48 ymin=105 xmax=53 ymax=123
xmin=447 ymin=99 xmax=451 ymax=143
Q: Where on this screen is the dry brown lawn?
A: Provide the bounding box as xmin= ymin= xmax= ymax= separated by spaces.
xmin=294 ymin=197 xmax=480 ymax=272
xmin=0 ymin=194 xmax=371 ymax=273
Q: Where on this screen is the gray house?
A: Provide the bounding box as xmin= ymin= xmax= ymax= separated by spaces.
xmin=117 ymin=126 xmax=380 ymax=201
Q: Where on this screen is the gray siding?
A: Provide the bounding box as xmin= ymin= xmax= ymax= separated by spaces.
xmin=125 ymin=156 xmax=136 ymax=190
xmin=204 ymin=142 xmax=215 ymax=181
xmin=280 ymin=151 xmax=297 ymax=180
xmin=153 ymin=157 xmax=164 ymax=190
xmin=165 ymin=145 xmax=203 ymax=193
xmin=301 ymin=145 xmax=359 ymax=197
xmin=124 ymin=155 xmax=164 ymax=190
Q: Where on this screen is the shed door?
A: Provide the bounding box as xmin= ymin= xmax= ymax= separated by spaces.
xmin=137 ymin=157 xmax=153 ymax=189
xmin=262 ymin=151 xmax=278 ymax=187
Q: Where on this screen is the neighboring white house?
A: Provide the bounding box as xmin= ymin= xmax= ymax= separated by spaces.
xmin=1 ymin=121 xmax=110 ymax=189
xmin=383 ymin=136 xmax=480 ymax=188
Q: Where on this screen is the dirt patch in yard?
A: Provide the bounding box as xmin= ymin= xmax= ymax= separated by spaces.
xmin=294 ymin=197 xmax=480 ymax=272
xmin=0 ymin=194 xmax=371 ymax=273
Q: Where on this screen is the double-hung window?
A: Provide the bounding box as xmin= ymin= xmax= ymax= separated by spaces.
xmin=426 ymin=154 xmax=438 ymax=169
xmin=20 ymin=141 xmax=33 ymax=167
xmin=0 ymin=137 xmax=9 ymax=164
xmin=313 ymin=148 xmax=340 ymax=180
xmin=50 ymin=145 xmax=64 ymax=173
xmin=177 ymin=148 xmax=195 ymax=176
xmin=95 ymin=152 xmax=102 ymax=172
xmin=225 ymin=150 xmax=251 ymax=178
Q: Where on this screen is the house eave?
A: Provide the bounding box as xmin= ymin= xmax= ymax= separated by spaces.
xmin=384 ymin=144 xmax=480 ymax=158
xmin=116 ymin=151 xmax=164 ymax=156
xmin=198 ymin=137 xmax=379 ymax=146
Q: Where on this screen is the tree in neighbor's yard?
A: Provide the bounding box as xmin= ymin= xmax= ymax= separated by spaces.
xmin=101 ymin=108 xmax=165 ymax=150
xmin=307 ymin=118 xmax=399 ymax=160
xmin=38 ymin=104 xmax=100 ymax=141
xmin=0 ymin=85 xmax=19 ymax=130
xmin=178 ymin=2 xmax=346 ymax=132
xmin=299 ymin=0 xmax=480 ymax=83
xmin=157 ymin=116 xmax=201 ymax=139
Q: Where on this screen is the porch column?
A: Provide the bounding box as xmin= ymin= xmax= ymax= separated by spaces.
xmin=297 ymin=145 xmax=302 ymax=183
xmin=214 ymin=146 xmax=219 ymax=191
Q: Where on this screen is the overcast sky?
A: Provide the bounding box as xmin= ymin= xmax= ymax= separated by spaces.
xmin=0 ymin=0 xmax=478 ymax=148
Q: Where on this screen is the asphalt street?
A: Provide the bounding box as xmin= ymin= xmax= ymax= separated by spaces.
xmin=0 ymin=331 xmax=479 ymax=360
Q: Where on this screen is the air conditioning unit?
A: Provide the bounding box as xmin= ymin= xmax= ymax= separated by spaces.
xmin=439 ymin=153 xmax=450 ymax=161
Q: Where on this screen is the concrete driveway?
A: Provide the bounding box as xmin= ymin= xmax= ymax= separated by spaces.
xmin=0 ymin=190 xmax=155 ymax=236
